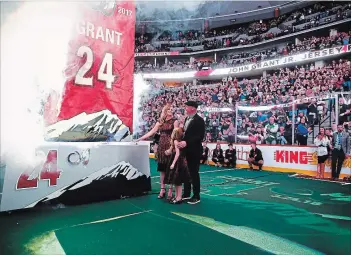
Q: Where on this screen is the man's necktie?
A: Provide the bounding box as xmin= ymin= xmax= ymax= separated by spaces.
xmin=184 ymin=117 xmax=190 ymax=131
xmin=336 ymin=133 xmax=342 ymax=150
xmin=185 ymin=116 xmax=193 ymax=131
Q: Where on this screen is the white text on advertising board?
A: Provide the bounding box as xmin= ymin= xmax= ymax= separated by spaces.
xmin=228 ymin=45 xmax=351 ymax=75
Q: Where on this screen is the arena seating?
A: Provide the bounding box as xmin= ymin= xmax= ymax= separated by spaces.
xmin=135 ymin=31 xmax=351 ymax=73
xmin=135 ymin=2 xmax=350 ymax=54
xmin=138 ymin=59 xmax=351 ymax=145
xmin=135 ymin=1 xmax=351 ymax=147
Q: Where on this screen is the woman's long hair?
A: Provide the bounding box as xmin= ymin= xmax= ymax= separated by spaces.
xmin=158 ymin=103 xmax=171 ymax=124
xmin=315 ymin=127 xmax=326 ymax=139
xmin=169 ymin=128 xmax=184 ymax=152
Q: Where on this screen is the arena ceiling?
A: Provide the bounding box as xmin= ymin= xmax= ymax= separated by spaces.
xmin=136 ymin=0 xmax=292 ymax=22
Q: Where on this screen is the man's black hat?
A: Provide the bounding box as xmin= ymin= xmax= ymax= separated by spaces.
xmin=185 ymin=101 xmax=199 ymax=108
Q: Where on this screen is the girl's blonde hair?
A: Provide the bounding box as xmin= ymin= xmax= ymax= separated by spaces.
xmin=158 ymin=103 xmax=171 ymax=124
xmin=169 ymin=128 xmax=184 ymax=152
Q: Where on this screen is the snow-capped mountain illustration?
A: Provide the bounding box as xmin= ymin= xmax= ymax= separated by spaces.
xmin=25 ymin=161 xmax=151 ymax=208
xmin=45 ymin=110 xmax=132 ymax=142
xmin=70 ymin=161 xmax=146 ymax=190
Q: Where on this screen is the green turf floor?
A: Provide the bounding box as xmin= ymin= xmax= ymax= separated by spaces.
xmin=0 ymin=159 xmax=350 ymax=255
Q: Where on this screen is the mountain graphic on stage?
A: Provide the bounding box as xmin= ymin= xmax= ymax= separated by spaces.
xmin=45 ymin=110 xmax=132 ymax=142
xmin=26 ymin=161 xmax=151 ymax=208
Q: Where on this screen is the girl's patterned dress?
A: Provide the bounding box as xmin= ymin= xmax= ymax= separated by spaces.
xmin=165 ymin=148 xmax=191 ymax=186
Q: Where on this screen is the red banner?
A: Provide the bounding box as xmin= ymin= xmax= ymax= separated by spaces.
xmin=45 ymin=1 xmax=135 ymax=141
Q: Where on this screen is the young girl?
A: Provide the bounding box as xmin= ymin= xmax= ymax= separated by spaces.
xmin=164 ymin=128 xmax=190 ymax=204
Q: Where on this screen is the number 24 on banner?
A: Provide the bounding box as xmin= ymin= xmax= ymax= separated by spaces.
xmin=16 ymin=150 xmax=61 ymax=190
xmin=75 ymin=45 xmax=116 ymax=89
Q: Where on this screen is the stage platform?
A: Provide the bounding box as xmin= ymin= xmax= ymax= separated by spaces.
xmin=0 ymin=159 xmax=350 ymax=255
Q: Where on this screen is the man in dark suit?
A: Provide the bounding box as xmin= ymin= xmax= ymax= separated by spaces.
xmin=331 ymin=124 xmax=350 ymax=180
xmin=248 ymin=143 xmax=264 ymax=170
xmin=177 ymin=101 xmax=205 ymax=205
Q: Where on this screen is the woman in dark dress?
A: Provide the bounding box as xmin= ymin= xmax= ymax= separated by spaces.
xmin=212 ymin=144 xmax=224 ymax=167
xmin=137 ymin=104 xmax=179 ymax=199
xmin=164 ymin=128 xmax=191 ymax=204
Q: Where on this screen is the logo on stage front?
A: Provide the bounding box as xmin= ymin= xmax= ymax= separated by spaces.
xmin=68 ymin=149 xmax=90 ymax=166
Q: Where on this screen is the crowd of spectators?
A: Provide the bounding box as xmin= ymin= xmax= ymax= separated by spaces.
xmin=289 ymin=4 xmax=351 ymax=31
xmin=286 ymin=31 xmax=350 ymax=54
xmin=287 ymin=2 xmax=350 ymax=24
xmin=158 ymin=30 xmax=200 ymax=42
xmin=203 ymin=26 xmax=240 ymax=38
xmin=134 ymin=31 xmax=351 ymax=72
xmin=247 ymin=21 xmax=269 ymax=36
xmin=134 ymin=2 xmax=350 ymax=54
xmin=134 ymin=58 xmax=213 ymax=73
xmin=286 ymin=3 xmax=333 ymax=22
xmin=137 ymin=59 xmax=351 ymax=146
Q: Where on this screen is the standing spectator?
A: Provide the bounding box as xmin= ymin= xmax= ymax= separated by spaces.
xmin=343 ymin=71 xmax=351 ymax=91
xmin=307 ymin=99 xmax=318 ymax=126
xmin=314 ymin=127 xmax=332 ymax=179
xmin=331 ymin=124 xmax=351 ymax=180
xmin=223 ymin=119 xmax=236 ymax=142
xmin=210 ymin=115 xmax=219 ymax=137
xmin=296 ymin=118 xmax=311 ymax=145
xmin=338 ymin=97 xmax=351 ymax=125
